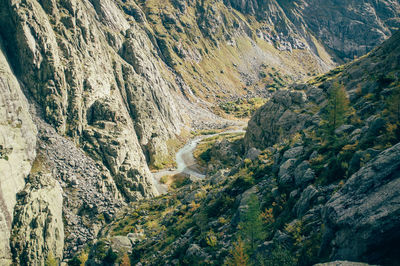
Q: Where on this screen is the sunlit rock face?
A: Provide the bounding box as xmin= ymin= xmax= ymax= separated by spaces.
xmin=0 ymin=42 xmax=37 ymax=264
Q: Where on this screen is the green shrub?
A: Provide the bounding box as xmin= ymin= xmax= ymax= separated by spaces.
xmin=257 ymin=245 xmax=297 ymax=266
xmin=207 ymin=195 xmax=235 ymax=217
xmin=103 ymin=248 xmax=118 ymax=264
xmin=230 ymin=174 xmax=254 ymax=192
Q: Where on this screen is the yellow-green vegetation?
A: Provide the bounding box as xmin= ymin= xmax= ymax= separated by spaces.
xmin=324 ymin=82 xmax=350 ymax=134
xmin=170 ymin=173 xmax=191 ymax=189
xmin=78 ymin=251 xmax=89 ymax=266
xmin=159 ymin=175 xmax=169 ymax=184
xmin=30 ymin=153 xmax=47 ymax=174
xmin=45 ymin=252 xmax=57 ymax=266
xmin=194 ymin=132 xmax=244 ymax=166
xmin=192 ymin=129 xmax=219 ymax=136
xmin=120 ymin=253 xmax=131 ymax=266
xmin=225 ymin=238 xmax=249 ymax=266
xmin=238 ymin=194 xmax=265 ymax=250
xmin=308 ymin=64 xmax=347 ymax=86
xmin=219 ymin=97 xmax=268 ymax=118
xmin=158 ymin=173 xmax=191 ymax=189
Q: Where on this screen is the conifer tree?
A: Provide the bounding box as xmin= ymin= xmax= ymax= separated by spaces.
xmin=120 ymin=253 xmax=131 ymax=266
xmin=387 ymin=86 xmax=400 ymax=123
xmin=225 ymin=237 xmax=249 ymax=266
xmin=326 ymin=82 xmax=349 ymax=132
xmin=239 ymin=194 xmax=264 ymax=251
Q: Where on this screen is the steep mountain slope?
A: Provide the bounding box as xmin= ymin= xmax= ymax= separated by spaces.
xmin=0 ymin=0 xmax=399 ymax=264
xmin=226 ymin=0 xmax=400 ymax=60
xmin=96 ymin=31 xmax=400 ymax=265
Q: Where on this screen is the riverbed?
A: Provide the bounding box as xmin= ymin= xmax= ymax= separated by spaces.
xmin=152 ymin=128 xmax=245 ymax=194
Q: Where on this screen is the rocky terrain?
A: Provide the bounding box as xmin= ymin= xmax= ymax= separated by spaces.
xmin=92 ymin=31 xmax=400 ymax=265
xmin=0 ymin=0 xmax=399 ymax=264
xmin=227 ymin=0 xmax=400 ymax=60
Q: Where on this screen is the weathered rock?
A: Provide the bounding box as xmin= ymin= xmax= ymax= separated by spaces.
xmin=283 ymin=146 xmax=304 ymax=160
xmin=334 ymin=125 xmax=355 ymax=135
xmin=294 ymin=185 xmax=318 ymax=217
xmin=10 ymin=173 xmax=64 ymax=265
xmin=186 ymin=244 xmax=208 ymax=260
xmin=322 ymin=142 xmax=400 ymax=264
xmin=33 ymin=114 xmax=123 ymax=258
xmin=227 ymin=0 xmax=400 ymax=60
xmin=246 ymin=147 xmax=261 ymax=160
xmin=208 ymin=170 xmax=230 ymax=185
xmin=245 ymin=90 xmax=311 ymax=150
xmin=278 ymin=158 xmax=297 ymax=186
xmin=127 ymin=232 xmax=145 ymax=244
xmin=0 ymin=41 xmax=37 ymax=264
xmin=294 ymin=161 xmax=315 ymax=187
xmin=110 ymin=236 xmax=132 ymax=253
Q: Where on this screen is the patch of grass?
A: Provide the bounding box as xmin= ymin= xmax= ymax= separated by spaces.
xmin=170 ymin=173 xmax=191 ymax=189
xmin=30 ymin=154 xmax=47 ymax=174
xmin=160 ymin=175 xmax=169 ymax=184
xmin=219 ymin=97 xmax=267 ymax=118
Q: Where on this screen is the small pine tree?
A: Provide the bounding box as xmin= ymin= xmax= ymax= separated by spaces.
xmin=239 ymin=194 xmax=265 ymax=251
xmin=387 ymin=86 xmax=400 ymax=123
xmin=120 ymin=253 xmax=131 ymax=266
xmin=326 ymin=82 xmax=349 ymax=132
xmin=103 ymin=248 xmax=118 ymax=264
xmin=225 ymin=237 xmax=250 ymax=266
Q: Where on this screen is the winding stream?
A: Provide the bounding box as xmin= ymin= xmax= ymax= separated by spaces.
xmin=153 ymin=128 xmax=245 ymax=194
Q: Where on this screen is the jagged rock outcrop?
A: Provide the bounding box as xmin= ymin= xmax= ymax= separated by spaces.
xmin=10 ymin=173 xmax=64 ymax=265
xmin=0 ymin=40 xmax=37 ymax=264
xmin=244 ymin=89 xmax=311 ymax=149
xmin=322 ymin=142 xmax=400 ymax=264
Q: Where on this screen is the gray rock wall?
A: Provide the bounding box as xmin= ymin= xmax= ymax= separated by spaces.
xmin=0 ymin=0 xmax=187 ymax=200
xmin=322 ymin=142 xmax=400 ymax=263
xmin=0 ymin=40 xmax=37 ymax=265
xmin=244 ymin=89 xmax=311 ymax=150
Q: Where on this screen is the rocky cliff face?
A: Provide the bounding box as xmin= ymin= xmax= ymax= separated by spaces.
xmin=0 ymin=41 xmax=37 ymax=265
xmin=225 ymin=0 xmax=400 ymax=60
xmin=323 ymin=142 xmax=400 ymax=264
xmin=0 ymin=0 xmax=183 ymax=200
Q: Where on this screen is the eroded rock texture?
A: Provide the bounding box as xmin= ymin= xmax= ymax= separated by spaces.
xmin=0 ymin=40 xmax=37 ymax=264
xmin=10 ymin=173 xmax=64 ymax=265
xmin=226 ymin=0 xmax=400 ymax=60
xmin=323 ymin=143 xmax=400 ymax=264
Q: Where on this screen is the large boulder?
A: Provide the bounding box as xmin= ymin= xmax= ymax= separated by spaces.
xmin=322 ymin=142 xmax=400 ymax=264
xmin=244 ymin=90 xmax=310 ymax=150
